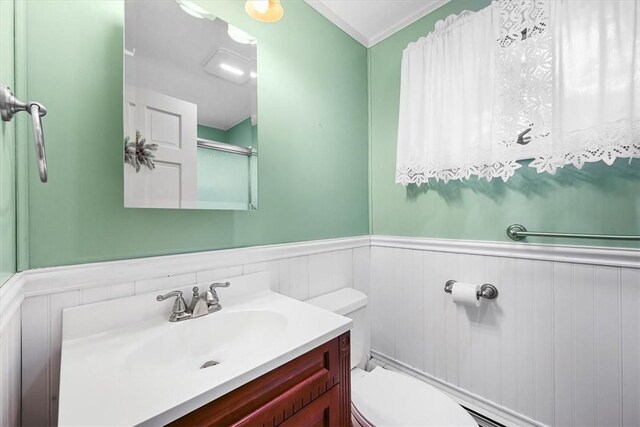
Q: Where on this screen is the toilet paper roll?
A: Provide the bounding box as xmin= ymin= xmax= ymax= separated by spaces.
xmin=451 ymin=282 xmax=481 ymax=307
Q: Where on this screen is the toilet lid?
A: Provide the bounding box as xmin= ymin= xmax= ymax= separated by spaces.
xmin=351 ymin=367 xmax=477 ymax=427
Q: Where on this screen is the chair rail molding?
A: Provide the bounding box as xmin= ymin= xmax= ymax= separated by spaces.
xmin=20 ymin=236 xmax=370 ymax=297
xmin=0 ymin=273 xmax=25 ymax=330
xmin=371 ymin=235 xmax=640 ymax=268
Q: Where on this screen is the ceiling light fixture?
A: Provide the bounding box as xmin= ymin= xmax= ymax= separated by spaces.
xmin=250 ymin=71 xmax=257 ymax=79
xmin=245 ymin=0 xmax=284 ymax=23
xmin=227 ymin=24 xmax=257 ymax=45
xmin=175 ymin=1 xmax=215 ymax=20
xmin=220 ymin=63 xmax=245 ymax=76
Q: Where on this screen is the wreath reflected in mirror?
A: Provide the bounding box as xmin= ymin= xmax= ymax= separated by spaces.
xmin=124 ymin=131 xmax=158 ymax=172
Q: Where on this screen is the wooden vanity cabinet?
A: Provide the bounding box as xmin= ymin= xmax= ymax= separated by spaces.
xmin=170 ymin=332 xmax=351 ymax=427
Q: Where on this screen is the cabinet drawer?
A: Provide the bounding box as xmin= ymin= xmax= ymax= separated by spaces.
xmin=279 ymin=386 xmax=340 ymax=427
xmin=233 ymin=370 xmax=341 ymax=426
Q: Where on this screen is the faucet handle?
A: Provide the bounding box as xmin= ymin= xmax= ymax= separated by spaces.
xmin=156 ymin=290 xmax=188 ymax=321
xmin=209 ymin=282 xmax=230 ymax=291
xmin=207 ymin=282 xmax=230 ymax=306
xmin=156 ymin=290 xmax=183 ymax=302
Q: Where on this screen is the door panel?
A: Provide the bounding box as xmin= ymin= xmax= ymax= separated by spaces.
xmin=124 ymin=87 xmax=197 ymax=208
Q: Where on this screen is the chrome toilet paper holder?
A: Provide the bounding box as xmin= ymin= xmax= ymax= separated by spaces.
xmin=444 ymin=280 xmax=499 ymax=300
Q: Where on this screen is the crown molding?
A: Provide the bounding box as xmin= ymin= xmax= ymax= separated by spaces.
xmin=367 ymin=0 xmax=452 ymax=47
xmin=304 ymin=0 xmax=370 ymax=46
xmin=304 ymin=0 xmax=452 ymax=48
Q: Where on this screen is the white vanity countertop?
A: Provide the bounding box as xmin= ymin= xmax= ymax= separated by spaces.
xmin=57 ymin=272 xmax=351 ymax=426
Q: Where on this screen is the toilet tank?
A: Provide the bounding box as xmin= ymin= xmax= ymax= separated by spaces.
xmin=306 ymin=288 xmax=370 ymax=369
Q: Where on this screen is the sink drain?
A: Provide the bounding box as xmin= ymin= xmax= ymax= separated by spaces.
xmin=200 ymin=360 xmax=219 ymax=369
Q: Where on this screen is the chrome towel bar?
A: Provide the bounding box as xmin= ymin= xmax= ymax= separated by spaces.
xmin=507 ymin=224 xmax=640 ymax=241
xmin=197 ymin=138 xmax=255 ymax=156
xmin=1 ymin=84 xmax=48 ymax=182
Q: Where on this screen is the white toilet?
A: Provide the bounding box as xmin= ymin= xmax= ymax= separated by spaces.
xmin=307 ymin=288 xmax=477 ymax=427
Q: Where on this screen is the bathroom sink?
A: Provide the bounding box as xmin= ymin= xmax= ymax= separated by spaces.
xmin=125 ymin=310 xmax=288 ymax=373
xmin=57 ymin=272 xmax=351 ymax=426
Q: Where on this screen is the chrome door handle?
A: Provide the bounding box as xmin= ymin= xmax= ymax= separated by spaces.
xmin=1 ymin=85 xmax=49 ymax=183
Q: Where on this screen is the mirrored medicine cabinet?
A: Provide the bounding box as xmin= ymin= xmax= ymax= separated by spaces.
xmin=123 ymin=0 xmax=258 ymax=210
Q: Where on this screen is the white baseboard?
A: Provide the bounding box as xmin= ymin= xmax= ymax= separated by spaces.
xmin=370 ymin=350 xmax=547 ymax=427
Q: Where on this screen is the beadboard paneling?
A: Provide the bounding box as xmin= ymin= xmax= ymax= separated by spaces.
xmin=0 ymin=305 xmax=21 ymax=427
xmin=369 ymin=244 xmax=640 ymax=427
xmin=19 ymin=238 xmax=368 ymax=426
xmin=0 ymin=274 xmax=24 ymax=427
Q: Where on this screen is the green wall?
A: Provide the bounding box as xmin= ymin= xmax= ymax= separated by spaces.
xmin=0 ymin=0 xmax=17 ymax=284
xmin=197 ymin=124 xmax=228 ymax=143
xmin=368 ymin=0 xmax=640 ymax=248
xmin=197 ymin=147 xmax=251 ymax=210
xmin=227 ymin=118 xmax=257 ymax=148
xmin=24 ymin=0 xmax=369 ymax=268
xmin=16 ymin=0 xmax=640 ymax=270
xmin=197 ymin=119 xmax=257 ymax=210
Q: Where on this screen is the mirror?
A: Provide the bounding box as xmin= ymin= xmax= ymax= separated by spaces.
xmin=123 ymin=0 xmax=258 ymax=210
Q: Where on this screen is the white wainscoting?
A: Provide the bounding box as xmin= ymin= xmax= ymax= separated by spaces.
xmin=0 ymin=274 xmax=25 ymax=427
xmin=369 ymin=236 xmax=640 ymax=427
xmin=17 ymin=236 xmax=369 ymax=427
xmin=5 ymin=234 xmax=639 ymax=427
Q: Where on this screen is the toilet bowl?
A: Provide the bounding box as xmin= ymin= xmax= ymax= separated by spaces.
xmin=307 ymin=288 xmax=477 ymax=427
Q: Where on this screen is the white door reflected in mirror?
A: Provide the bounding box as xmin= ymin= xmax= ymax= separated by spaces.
xmin=124 ymin=0 xmax=258 ymax=210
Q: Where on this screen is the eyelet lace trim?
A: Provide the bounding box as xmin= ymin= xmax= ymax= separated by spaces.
xmin=396 ymin=161 xmax=522 ymax=184
xmin=493 ymin=0 xmax=552 ymax=150
xmin=529 ymin=119 xmax=640 ymax=174
xmin=497 ymin=0 xmax=548 ymax=48
xmin=396 ymin=119 xmax=639 ymax=185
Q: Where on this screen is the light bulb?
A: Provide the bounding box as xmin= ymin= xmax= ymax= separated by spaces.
xmin=252 ymin=0 xmax=269 ymax=14
xmin=220 ymin=63 xmax=245 ymax=76
xmin=245 ymin=0 xmax=284 ymax=23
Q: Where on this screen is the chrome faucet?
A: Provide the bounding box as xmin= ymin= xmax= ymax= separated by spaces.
xmin=156 ymin=282 xmax=231 ymax=322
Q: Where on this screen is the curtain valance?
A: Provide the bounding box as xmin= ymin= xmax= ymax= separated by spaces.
xmin=396 ymin=0 xmax=640 ymax=184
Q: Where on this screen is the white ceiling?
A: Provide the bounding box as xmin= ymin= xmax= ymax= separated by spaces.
xmin=125 ymin=1 xmax=257 ymax=130
xmin=304 ymin=0 xmax=451 ymax=47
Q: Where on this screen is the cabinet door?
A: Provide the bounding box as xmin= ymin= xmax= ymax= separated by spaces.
xmin=280 ymin=386 xmax=341 ymax=427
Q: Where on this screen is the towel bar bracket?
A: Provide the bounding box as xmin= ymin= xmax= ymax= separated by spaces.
xmin=1 ymin=84 xmax=49 ymax=183
xmin=506 ymin=224 xmax=527 ymax=241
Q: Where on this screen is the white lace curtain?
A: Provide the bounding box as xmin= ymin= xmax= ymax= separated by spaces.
xmin=396 ymin=0 xmax=640 ymax=185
